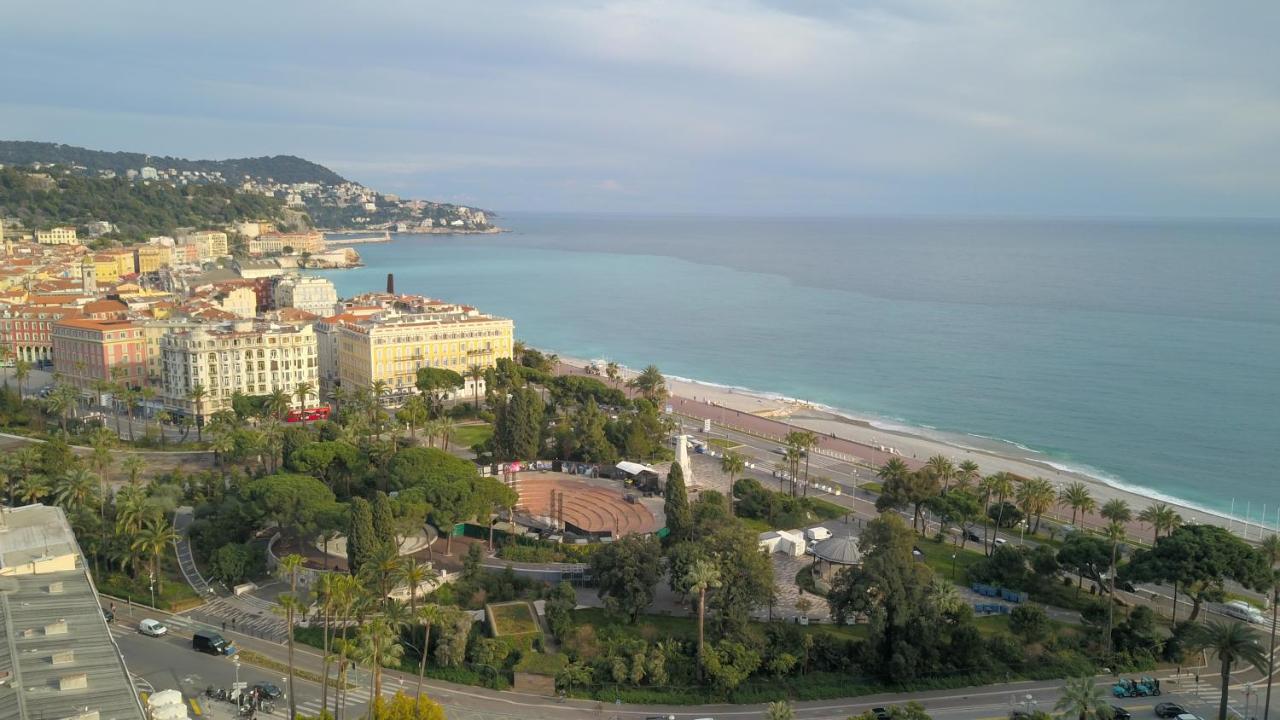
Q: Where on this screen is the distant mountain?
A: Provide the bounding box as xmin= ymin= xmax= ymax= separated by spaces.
xmin=0 ymin=141 xmax=347 ymax=186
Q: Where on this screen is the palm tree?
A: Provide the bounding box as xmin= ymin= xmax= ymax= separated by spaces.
xmin=877 ymin=457 xmax=910 ymax=485
xmin=721 ymin=451 xmax=746 ymax=515
xmin=787 ymin=430 xmax=818 ymax=497
xmin=92 ymin=378 xmax=113 ymax=412
xmin=397 ymin=395 xmax=428 ymax=439
xmin=356 ymin=615 xmax=405 ymax=701
xmin=115 ymin=485 xmax=153 ymax=538
xmin=14 ymin=359 xmax=31 ymax=397
xmin=139 ymin=386 xmax=157 ymax=438
xmin=275 ymin=593 xmax=305 ymax=720
xmin=627 ymin=364 xmax=667 ymax=402
xmin=187 ymin=383 xmax=207 ymax=441
xmin=1100 ymin=498 xmax=1132 ymax=525
xmin=1102 ymin=520 xmax=1127 ymax=655
xmin=54 ymin=467 xmax=100 ymax=515
xmin=955 ymin=460 xmax=980 ymax=492
xmin=466 ymin=364 xmax=484 ymax=410
xmin=277 ymin=552 xmax=305 ymax=593
xmin=266 ymin=388 xmax=291 ymax=419
xmin=1054 ymin=676 xmax=1114 ymax=720
xmin=131 ymin=518 xmax=178 ymax=601
xmin=605 ymin=361 xmax=620 ymax=389
xmin=294 ymin=381 xmax=314 ymax=411
xmin=16 ymin=473 xmax=49 ymax=504
xmin=685 ymin=557 xmax=721 ymax=673
xmin=1058 ymin=481 xmax=1096 ymax=527
xmin=1017 ymin=477 xmax=1056 ymax=534
xmin=437 ymin=417 xmax=457 ymax=451
xmin=979 ymin=473 xmax=1014 ymax=554
xmin=154 ymin=410 xmax=171 ymax=446
xmin=1185 ymin=620 xmax=1268 ymax=720
xmin=396 ymin=558 xmax=429 ymax=617
xmin=122 ymin=386 xmax=140 ymax=441
xmin=45 ymin=384 xmax=77 ymax=433
xmin=328 ymin=575 xmax=362 ymax=720
xmin=415 ymin=603 xmax=442 ymax=698
xmin=926 ymin=455 xmax=956 ymax=492
xmin=1138 ymin=502 xmax=1183 ymax=544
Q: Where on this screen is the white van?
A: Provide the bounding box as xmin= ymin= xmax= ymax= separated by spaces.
xmin=1223 ymin=600 xmax=1265 ymax=624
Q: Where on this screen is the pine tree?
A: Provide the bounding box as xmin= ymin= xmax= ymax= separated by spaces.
xmin=347 ymin=497 xmax=377 ymax=575
xmin=663 ymin=462 xmax=692 ymax=544
xmin=371 ymin=491 xmax=396 ymax=553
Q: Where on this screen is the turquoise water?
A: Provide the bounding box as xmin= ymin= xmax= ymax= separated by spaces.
xmin=317 ymin=214 xmax=1280 ymax=520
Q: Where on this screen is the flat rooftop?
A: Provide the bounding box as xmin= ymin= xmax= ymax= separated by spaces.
xmin=0 ymin=505 xmax=146 ymax=720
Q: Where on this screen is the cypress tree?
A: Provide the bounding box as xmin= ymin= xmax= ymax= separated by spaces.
xmin=663 ymin=461 xmax=692 ymax=544
xmin=347 ymin=497 xmax=376 ymax=574
xmin=371 ymin=490 xmax=396 ymax=553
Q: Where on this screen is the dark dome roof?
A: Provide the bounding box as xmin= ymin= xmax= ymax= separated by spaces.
xmin=812 ymin=534 xmax=862 ymax=565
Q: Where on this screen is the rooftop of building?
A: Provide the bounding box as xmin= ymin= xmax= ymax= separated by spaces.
xmin=53 ymin=318 xmax=136 ymax=331
xmin=0 ymin=504 xmax=145 ymax=720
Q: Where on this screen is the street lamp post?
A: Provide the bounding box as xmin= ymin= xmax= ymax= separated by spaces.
xmin=951 ymin=553 xmax=958 ymax=581
xmin=148 ymin=570 xmax=156 ymax=609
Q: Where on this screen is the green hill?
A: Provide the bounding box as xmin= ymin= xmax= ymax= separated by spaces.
xmin=0 ymin=141 xmax=346 ymax=186
xmin=0 ymin=166 xmax=296 ymax=240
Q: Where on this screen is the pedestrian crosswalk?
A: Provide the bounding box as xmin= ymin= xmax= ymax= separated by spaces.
xmin=182 ymin=597 xmax=289 ymax=643
xmin=293 ymin=686 xmax=374 ymax=717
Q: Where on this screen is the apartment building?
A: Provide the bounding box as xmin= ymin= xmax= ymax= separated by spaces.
xmin=335 ymin=307 xmax=513 ymax=405
xmin=135 ymin=244 xmax=172 ymax=273
xmin=248 ymin=231 xmax=324 ymax=256
xmin=161 ymin=320 xmax=319 ymax=420
xmin=273 ymin=275 xmax=338 ymax=315
xmin=51 ymin=318 xmax=148 ymax=391
xmin=35 ymin=226 xmax=79 ymax=245
xmin=0 ymin=305 xmax=84 ymax=364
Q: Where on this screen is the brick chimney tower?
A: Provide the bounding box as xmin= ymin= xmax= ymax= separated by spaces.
xmin=386 ymin=273 xmax=395 ymax=294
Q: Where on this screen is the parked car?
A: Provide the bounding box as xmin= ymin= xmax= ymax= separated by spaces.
xmin=252 ymin=682 xmax=283 ymax=700
xmin=871 ymin=708 xmax=891 ymax=720
xmin=965 ymin=528 xmax=983 ymax=543
xmin=1155 ymin=703 xmax=1187 ymax=718
xmin=138 ymin=619 xmax=168 ymax=637
xmin=1110 ymin=706 xmax=1132 ymax=720
xmin=1174 ymin=714 xmax=1203 ymax=720
xmin=102 ymin=608 xmax=114 ymax=623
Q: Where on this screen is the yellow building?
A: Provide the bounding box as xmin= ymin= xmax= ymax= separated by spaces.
xmin=135 ymin=244 xmax=172 ymax=273
xmin=335 ymin=307 xmax=514 ymax=405
xmin=186 ymin=230 xmax=229 ymax=259
xmin=91 ymin=253 xmax=123 ymax=283
xmin=35 ymin=226 xmax=79 ymax=245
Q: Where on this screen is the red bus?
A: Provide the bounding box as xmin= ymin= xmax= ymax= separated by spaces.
xmin=285 ymin=406 xmax=332 ymax=423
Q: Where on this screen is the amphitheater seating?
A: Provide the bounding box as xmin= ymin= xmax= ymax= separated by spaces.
xmin=512 ymin=474 xmax=659 ymax=536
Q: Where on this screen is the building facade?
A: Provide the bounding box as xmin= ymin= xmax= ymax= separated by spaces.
xmin=51 ymin=318 xmax=148 ymax=391
xmin=186 ymin=230 xmax=229 ymax=259
xmin=335 ymin=308 xmax=513 ymax=404
xmin=35 ymin=226 xmax=79 ymax=245
xmin=161 ymin=320 xmax=319 ymax=420
xmin=273 ymin=275 xmax=338 ymax=315
xmin=0 ymin=305 xmax=83 ymax=364
xmin=248 ymin=231 xmax=324 ymax=256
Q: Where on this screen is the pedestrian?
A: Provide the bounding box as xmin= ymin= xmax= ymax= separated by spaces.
xmin=222 ymin=620 xmax=227 ymax=631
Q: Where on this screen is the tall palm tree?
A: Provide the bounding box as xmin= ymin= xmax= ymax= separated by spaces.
xmin=977 ymin=473 xmax=1012 ymax=554
xmin=139 ymin=386 xmax=157 ymax=438
xmin=685 ymin=557 xmax=721 ymax=673
xmin=955 ymin=460 xmax=981 ymax=492
xmin=437 ymin=417 xmax=457 ymax=451
xmin=266 ymin=388 xmax=291 ymax=419
xmin=877 ymin=457 xmax=910 ymax=485
xmin=1103 ymin=520 xmax=1127 ymax=655
xmin=16 ymin=473 xmax=49 ymax=504
xmin=1100 ymin=498 xmax=1132 ymax=525
xmin=1138 ymin=502 xmax=1183 ymax=544
xmin=926 ymin=454 xmax=956 ymax=492
xmin=605 ymin=361 xmax=620 ymax=389
xmin=1054 ymin=676 xmax=1114 ymax=720
xmin=1185 ymin=620 xmax=1268 ymax=720
xmin=356 ymin=615 xmax=405 ymax=701
xmin=397 ymin=395 xmax=428 ymax=440
xmin=294 ymin=381 xmax=314 ymax=411
xmin=627 ymin=365 xmax=667 ymax=402
xmin=277 ymin=552 xmax=305 ymax=593
xmin=114 ymin=485 xmax=153 ymax=538
xmin=122 ymin=386 xmax=140 ymax=441
xmin=131 ymin=518 xmax=178 ymax=599
xmin=329 ymin=575 xmax=362 ymax=720
xmin=1058 ymin=481 xmax=1096 ymax=527
xmin=1017 ymin=477 xmax=1056 ymax=534
xmin=787 ymin=430 xmax=818 ymax=497
xmin=275 ymin=593 xmax=305 ymax=720
xmin=1260 ymin=534 xmax=1280 ymax=720
xmin=54 ymin=467 xmax=100 ymax=515
xmin=721 ymin=451 xmax=746 ymax=515
xmin=415 ymin=603 xmax=442 ymax=698
xmin=45 ymin=384 xmax=77 ymax=433
xmin=14 ymin=359 xmax=31 ymax=397
xmin=187 ymin=383 xmax=208 ymax=441
xmin=466 ymin=364 xmax=484 ymax=410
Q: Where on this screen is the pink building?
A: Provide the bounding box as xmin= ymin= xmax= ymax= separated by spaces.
xmin=52 ymin=318 xmax=148 ymax=391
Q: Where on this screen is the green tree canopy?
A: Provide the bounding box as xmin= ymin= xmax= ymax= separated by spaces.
xmin=590 ymin=534 xmax=661 ymax=623
xmin=245 ymin=473 xmax=340 ymax=540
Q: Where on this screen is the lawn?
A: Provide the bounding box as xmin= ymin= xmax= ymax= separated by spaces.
xmin=490 ymin=601 xmax=540 ymax=636
xmin=913 ymin=538 xmax=987 ymax=584
xmin=573 ymin=607 xmax=868 ymax=642
xmin=707 ymin=437 xmax=742 ymax=450
xmin=453 ymin=422 xmax=493 ymax=448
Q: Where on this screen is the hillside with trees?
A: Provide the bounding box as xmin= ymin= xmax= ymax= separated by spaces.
xmin=0 ymin=166 xmax=297 ymax=240
xmin=0 ymin=141 xmax=346 ymax=185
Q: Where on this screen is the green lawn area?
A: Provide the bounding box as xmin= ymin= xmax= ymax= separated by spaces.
xmin=707 ymin=437 xmax=742 ymax=450
xmin=490 ymin=601 xmax=540 ymax=636
xmin=574 ymin=607 xmax=868 ymax=642
xmin=514 ymin=651 xmax=568 ymax=676
xmin=913 ymin=538 xmax=987 ymax=584
xmin=453 ymin=422 xmax=493 ymax=448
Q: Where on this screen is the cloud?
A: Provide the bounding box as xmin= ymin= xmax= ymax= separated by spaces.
xmin=0 ymin=0 xmax=1277 ymax=215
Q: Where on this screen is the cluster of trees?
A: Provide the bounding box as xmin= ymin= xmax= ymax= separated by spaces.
xmin=483 ymin=357 xmax=673 ymax=466
xmin=0 ymin=166 xmax=291 ymax=240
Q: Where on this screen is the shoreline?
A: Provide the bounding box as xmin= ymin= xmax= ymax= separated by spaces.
xmin=550 ymin=352 xmax=1274 ymax=543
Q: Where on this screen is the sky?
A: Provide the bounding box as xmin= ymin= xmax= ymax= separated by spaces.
xmin=2 ymin=1 xmax=1278 ymax=217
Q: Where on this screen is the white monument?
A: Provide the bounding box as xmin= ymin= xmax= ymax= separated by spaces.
xmin=675 ymin=434 xmax=695 ymax=487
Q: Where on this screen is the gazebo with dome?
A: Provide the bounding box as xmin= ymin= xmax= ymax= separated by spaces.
xmin=811 ymin=533 xmax=863 ymax=590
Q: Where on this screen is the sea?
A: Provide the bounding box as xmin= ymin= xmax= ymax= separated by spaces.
xmin=316 ymin=213 xmax=1280 ymax=523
